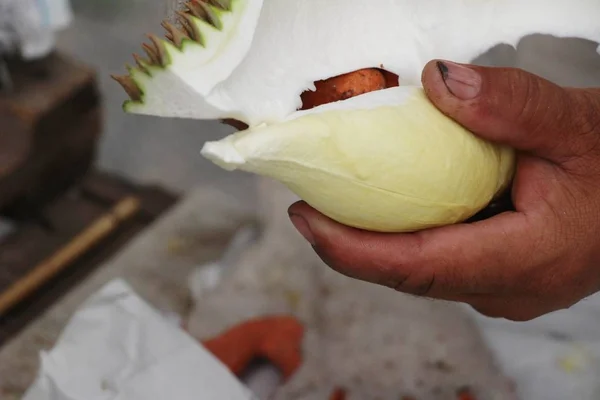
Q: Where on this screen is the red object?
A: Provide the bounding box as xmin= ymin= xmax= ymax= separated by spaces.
xmin=201 ymin=315 xmax=304 ymax=380
xmin=329 ymin=388 xmax=347 ymax=400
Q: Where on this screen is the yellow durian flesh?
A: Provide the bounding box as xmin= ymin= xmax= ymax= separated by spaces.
xmin=202 ymin=87 xmax=516 ymax=233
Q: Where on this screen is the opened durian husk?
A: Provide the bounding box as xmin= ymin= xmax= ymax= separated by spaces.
xmin=112 ymin=0 xmax=600 ymax=232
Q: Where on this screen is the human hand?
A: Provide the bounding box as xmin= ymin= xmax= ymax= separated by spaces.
xmin=288 ymin=59 xmax=600 ymax=321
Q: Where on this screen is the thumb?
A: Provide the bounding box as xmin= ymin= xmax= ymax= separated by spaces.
xmin=421 ymin=60 xmax=600 ymax=163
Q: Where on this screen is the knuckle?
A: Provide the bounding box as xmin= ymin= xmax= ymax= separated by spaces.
xmin=570 ymin=90 xmax=600 ymax=158
xmin=488 ymin=68 xmax=547 ymax=134
xmin=550 ymin=89 xmax=600 ymax=164
xmin=514 ymin=75 xmax=568 ymax=150
xmin=577 ymin=91 xmax=600 ymax=134
xmin=511 ymin=72 xmax=538 ymax=126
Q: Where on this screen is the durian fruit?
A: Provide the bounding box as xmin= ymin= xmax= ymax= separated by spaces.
xmin=113 ymin=0 xmax=600 ymax=233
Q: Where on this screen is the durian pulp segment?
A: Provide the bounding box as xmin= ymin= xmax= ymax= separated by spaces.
xmin=124 ymin=0 xmax=264 ymax=119
xmin=120 ymin=0 xmax=600 ymax=127
xmin=201 ymin=87 xmax=516 ymax=233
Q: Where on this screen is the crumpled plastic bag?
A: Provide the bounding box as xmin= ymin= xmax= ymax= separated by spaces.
xmin=0 ymin=0 xmax=72 ymax=59
xmin=23 ymin=279 xmax=257 ymax=400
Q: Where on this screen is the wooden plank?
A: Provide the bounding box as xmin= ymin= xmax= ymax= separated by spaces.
xmin=0 ymin=215 xmax=147 ymax=346
xmin=0 ymin=197 xmax=141 ymax=315
xmin=0 ymin=171 xmax=178 ymax=345
xmin=0 ymin=195 xmax=108 ymax=294
xmin=80 ymin=171 xmax=178 ymax=220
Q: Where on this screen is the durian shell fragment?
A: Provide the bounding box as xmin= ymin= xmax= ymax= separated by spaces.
xmin=112 ymin=0 xmax=263 ymax=120
xmin=114 ymin=0 xmax=600 ymax=126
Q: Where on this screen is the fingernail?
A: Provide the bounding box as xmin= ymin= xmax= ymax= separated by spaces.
xmin=289 ymin=213 xmax=316 ymax=246
xmin=437 ymin=61 xmax=482 ymax=100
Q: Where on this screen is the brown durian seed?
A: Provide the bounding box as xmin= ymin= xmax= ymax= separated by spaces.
xmin=186 ymin=0 xmax=221 ymax=29
xmin=176 ymin=10 xmax=203 ymax=43
xmin=224 ymin=68 xmax=401 ymax=131
xmin=111 ymin=75 xmax=143 ymax=101
xmin=161 ymin=20 xmax=190 ymax=48
xmin=222 ymin=119 xmax=249 ymax=131
xmin=379 ymin=69 xmax=400 ymax=88
xmin=300 ymin=68 xmax=388 ymax=110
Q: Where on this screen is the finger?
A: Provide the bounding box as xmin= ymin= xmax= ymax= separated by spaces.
xmin=421 ymin=60 xmax=600 ymax=164
xmin=466 ymin=297 xmax=542 ymax=322
xmin=288 ymin=201 xmax=543 ymax=298
xmin=465 ymin=294 xmax=581 ymax=322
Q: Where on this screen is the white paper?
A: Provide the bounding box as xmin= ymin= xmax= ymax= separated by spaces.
xmin=466 ymin=296 xmax=600 ymax=400
xmin=43 ymin=0 xmax=73 ymax=31
xmin=0 ymin=0 xmax=72 ymax=59
xmin=23 ymin=279 xmax=258 ymax=400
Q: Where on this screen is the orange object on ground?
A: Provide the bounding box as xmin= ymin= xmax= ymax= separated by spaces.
xmin=329 ymin=387 xmax=347 ymax=400
xmin=200 ymin=316 xmax=478 ymax=400
xmin=457 ymin=387 xmax=478 ymax=400
xmin=201 ymin=315 xmax=304 ymax=380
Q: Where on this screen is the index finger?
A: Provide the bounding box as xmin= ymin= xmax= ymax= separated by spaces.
xmin=288 ymin=201 xmax=542 ymax=299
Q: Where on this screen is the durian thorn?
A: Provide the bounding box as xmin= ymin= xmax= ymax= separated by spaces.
xmin=132 ymin=53 xmax=150 ymax=74
xmin=186 ymin=0 xmax=221 ymax=29
xmin=176 ymin=10 xmax=194 ymax=31
xmin=147 ymin=34 xmax=168 ymax=66
xmin=111 ymin=74 xmax=142 ymax=102
xmin=176 ymin=10 xmax=203 ymax=44
xmin=207 ymin=0 xmax=232 ymax=11
xmin=161 ymin=20 xmax=189 ymax=48
xmin=186 ymin=1 xmax=209 ymax=20
xmin=161 ymin=20 xmax=175 ymax=42
xmin=142 ymin=43 xmax=161 ymax=66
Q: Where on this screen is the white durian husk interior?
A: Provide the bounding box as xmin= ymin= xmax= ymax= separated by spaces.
xmin=122 ymin=0 xmax=600 ymax=232
xmin=202 ymin=87 xmax=516 ymax=232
